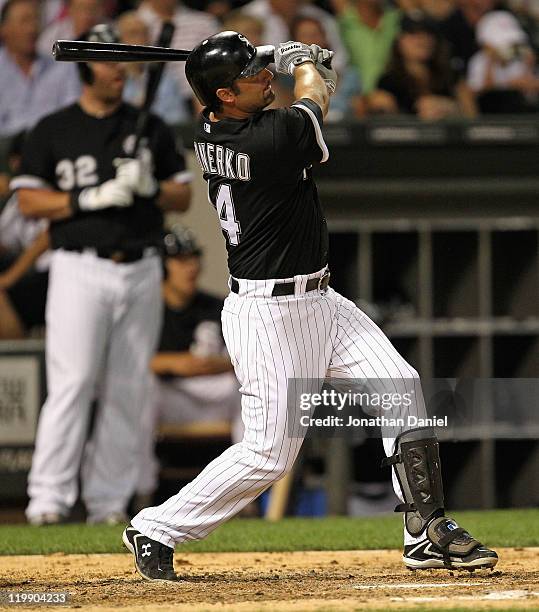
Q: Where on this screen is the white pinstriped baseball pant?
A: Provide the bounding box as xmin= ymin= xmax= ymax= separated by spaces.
xmin=132 ymin=267 xmax=427 ymax=547
xmin=26 ymin=249 xmax=162 ymax=523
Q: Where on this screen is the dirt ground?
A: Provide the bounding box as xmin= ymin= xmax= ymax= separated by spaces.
xmin=0 ymin=548 xmax=538 ymax=611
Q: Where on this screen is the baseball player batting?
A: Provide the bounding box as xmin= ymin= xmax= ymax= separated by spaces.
xmin=123 ymin=31 xmax=498 ymax=580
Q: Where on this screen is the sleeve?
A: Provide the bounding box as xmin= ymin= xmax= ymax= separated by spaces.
xmin=467 ymin=54 xmax=486 ymax=92
xmin=153 ymin=76 xmax=189 ymax=125
xmin=0 ymin=195 xmax=24 ymax=251
xmin=276 ymin=98 xmax=329 ymax=167
xmin=9 ymin=120 xmax=56 ymax=192
xmin=151 ymin=117 xmax=193 ymax=184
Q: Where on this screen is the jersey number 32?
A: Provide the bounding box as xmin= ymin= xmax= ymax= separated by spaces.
xmin=213 ymin=183 xmax=241 ymax=246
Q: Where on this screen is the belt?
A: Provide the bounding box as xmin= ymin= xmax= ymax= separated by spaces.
xmin=67 ymin=247 xmax=156 ymax=263
xmin=230 ymin=271 xmax=330 ymax=296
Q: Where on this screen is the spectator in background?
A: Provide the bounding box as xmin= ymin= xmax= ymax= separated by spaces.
xmin=0 ymin=0 xmax=80 ymax=137
xmin=0 ymin=132 xmax=50 ymax=339
xmin=330 ymin=0 xmax=401 ymax=94
xmin=137 ymin=225 xmax=242 ymax=505
xmin=291 ymin=15 xmax=362 ymax=119
xmin=221 ymin=8 xmax=264 ymax=45
xmin=31 ymin=0 xmax=63 ymax=28
xmin=419 ymin=0 xmax=455 ymax=21
xmin=0 ymin=133 xmax=48 ymax=269
xmin=507 ymin=0 xmax=539 ymax=52
xmin=395 ymin=0 xmax=455 ymax=21
xmin=468 ymin=10 xmax=539 ymax=112
xmin=204 ymin=0 xmax=234 ymax=20
xmin=137 ymin=0 xmax=219 ymax=116
xmin=243 ymin=0 xmax=348 ymax=74
xmin=117 ymin=10 xmax=189 ymax=124
xmin=0 ymin=229 xmax=49 ymax=339
xmin=368 ymin=12 xmax=477 ymax=118
xmin=38 ymin=0 xmax=106 ymax=57
xmin=439 ymin=0 xmax=497 ymax=75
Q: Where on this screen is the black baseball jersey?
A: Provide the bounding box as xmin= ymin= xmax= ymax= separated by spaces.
xmin=158 ymin=291 xmax=225 ymax=380
xmin=13 ymin=103 xmax=187 ymax=251
xmin=193 ymin=98 xmax=329 ymax=280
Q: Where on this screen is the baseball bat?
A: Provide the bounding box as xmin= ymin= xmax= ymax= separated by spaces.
xmin=52 ymin=40 xmax=191 ymax=62
xmin=132 ymin=21 xmax=176 ymax=154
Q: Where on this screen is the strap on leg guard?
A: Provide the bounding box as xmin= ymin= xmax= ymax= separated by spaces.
xmin=382 ymin=429 xmax=445 ymax=537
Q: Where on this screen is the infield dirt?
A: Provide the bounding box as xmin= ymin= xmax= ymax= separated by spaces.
xmin=1 ymin=548 xmax=538 ymax=611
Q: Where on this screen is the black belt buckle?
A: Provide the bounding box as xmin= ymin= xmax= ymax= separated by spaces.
xmin=97 ymin=248 xmax=144 ymax=263
xmin=318 ymin=271 xmax=330 ymax=293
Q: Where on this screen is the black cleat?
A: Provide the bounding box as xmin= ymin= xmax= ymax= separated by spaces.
xmin=122 ymin=524 xmax=179 ymax=582
xmin=403 ymin=517 xmax=498 ymax=570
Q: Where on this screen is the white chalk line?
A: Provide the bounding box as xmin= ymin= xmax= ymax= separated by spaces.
xmin=354 ymin=582 xmax=484 ymax=590
xmin=353 ymin=583 xmax=539 ymax=602
xmin=389 ymin=590 xmax=539 ymax=603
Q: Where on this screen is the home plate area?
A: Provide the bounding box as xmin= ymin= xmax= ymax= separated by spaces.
xmin=0 ymin=548 xmax=537 ymax=611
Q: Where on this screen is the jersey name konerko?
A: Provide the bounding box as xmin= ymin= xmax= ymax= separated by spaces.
xmin=193 ymin=98 xmax=330 ymax=281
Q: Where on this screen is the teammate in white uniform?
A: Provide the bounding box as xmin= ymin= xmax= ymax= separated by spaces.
xmin=123 ymin=32 xmax=497 ymax=579
xmin=11 ymin=24 xmax=191 ymax=525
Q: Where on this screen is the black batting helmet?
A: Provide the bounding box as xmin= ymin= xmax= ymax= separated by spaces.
xmin=185 ymin=31 xmax=274 ymax=109
xmin=78 ymin=23 xmax=120 ymax=84
xmin=163 ymin=225 xmax=203 ymax=258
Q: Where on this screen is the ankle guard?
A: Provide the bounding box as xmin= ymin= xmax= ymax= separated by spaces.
xmin=382 ymin=429 xmax=445 ymax=537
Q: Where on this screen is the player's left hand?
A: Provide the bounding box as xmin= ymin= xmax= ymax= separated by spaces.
xmin=114 ymin=157 xmax=159 ymax=199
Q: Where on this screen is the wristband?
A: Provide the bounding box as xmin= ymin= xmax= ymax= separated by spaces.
xmin=69 ymin=190 xmax=83 ymax=215
xmin=291 ymin=57 xmax=315 ymax=75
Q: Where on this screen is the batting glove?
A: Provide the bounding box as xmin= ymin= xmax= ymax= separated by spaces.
xmin=309 ymin=44 xmax=334 ymax=67
xmin=309 ymin=44 xmax=338 ymax=94
xmin=274 ymin=41 xmax=314 ymax=75
xmin=73 ymin=179 xmax=134 ymax=213
xmin=316 ymin=62 xmax=338 ymax=95
xmin=115 ymin=157 xmax=160 ymax=199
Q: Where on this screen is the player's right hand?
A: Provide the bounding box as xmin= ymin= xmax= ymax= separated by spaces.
xmin=274 ymin=41 xmax=314 ymax=75
xmin=77 ymin=178 xmax=134 ymax=211
xmin=114 ymin=158 xmax=159 ymax=199
xmin=316 ymin=63 xmax=338 ymax=94
xmin=308 ymin=45 xmax=338 ymax=94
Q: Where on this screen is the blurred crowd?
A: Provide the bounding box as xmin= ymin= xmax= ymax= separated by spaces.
xmin=2 ymin=0 xmax=539 ymax=338
xmin=0 ymin=0 xmax=538 ymax=142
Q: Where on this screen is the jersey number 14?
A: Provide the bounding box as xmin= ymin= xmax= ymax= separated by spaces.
xmin=215 ymin=183 xmax=241 ymax=246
